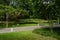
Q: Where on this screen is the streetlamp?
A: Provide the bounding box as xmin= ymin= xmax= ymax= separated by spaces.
xmin=43 ymin=0 xmax=54 ymax=33
xmin=38 ymin=0 xmax=50 ymax=26
xmin=42 ymin=0 xmax=50 ymax=4
xmin=42 ymin=0 xmax=50 ymax=20
xmin=42 ymin=0 xmax=50 ymax=23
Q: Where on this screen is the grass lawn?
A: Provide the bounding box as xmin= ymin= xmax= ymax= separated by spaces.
xmin=0 ymin=19 xmax=60 ymax=28
xmin=8 ymin=24 xmax=38 ymax=28
xmin=33 ymin=27 xmax=60 ymax=40
xmin=0 ymin=24 xmax=38 ymax=28
xmin=8 ymin=19 xmax=49 ymax=27
xmin=0 ymin=19 xmax=49 ymax=28
xmin=0 ymin=31 xmax=57 ymax=40
xmin=38 ymin=23 xmax=49 ymax=26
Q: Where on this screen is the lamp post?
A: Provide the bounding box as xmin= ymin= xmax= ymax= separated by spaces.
xmin=43 ymin=0 xmax=54 ymax=33
xmin=42 ymin=0 xmax=50 ymax=24
xmin=42 ymin=0 xmax=50 ymax=20
xmin=42 ymin=0 xmax=50 ymax=4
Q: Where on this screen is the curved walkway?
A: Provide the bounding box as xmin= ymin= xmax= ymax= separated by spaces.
xmin=0 ymin=26 xmax=45 ymax=33
xmin=0 ymin=25 xmax=60 ymax=33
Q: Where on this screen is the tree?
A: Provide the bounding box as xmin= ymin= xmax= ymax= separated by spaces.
xmin=41 ymin=0 xmax=60 ymax=32
xmin=0 ymin=4 xmax=29 ymax=21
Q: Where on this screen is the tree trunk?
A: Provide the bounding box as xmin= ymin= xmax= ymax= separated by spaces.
xmin=49 ymin=15 xmax=53 ymax=33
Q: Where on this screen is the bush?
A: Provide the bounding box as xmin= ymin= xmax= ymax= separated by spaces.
xmin=33 ymin=27 xmax=60 ymax=40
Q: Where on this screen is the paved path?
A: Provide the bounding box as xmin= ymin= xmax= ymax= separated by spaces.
xmin=0 ymin=25 xmax=60 ymax=33
xmin=0 ymin=26 xmax=41 ymax=33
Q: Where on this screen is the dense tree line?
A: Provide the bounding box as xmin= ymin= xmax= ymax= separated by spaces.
xmin=0 ymin=0 xmax=60 ymax=20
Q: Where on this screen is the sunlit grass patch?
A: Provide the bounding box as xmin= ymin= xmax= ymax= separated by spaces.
xmin=0 ymin=31 xmax=57 ymax=40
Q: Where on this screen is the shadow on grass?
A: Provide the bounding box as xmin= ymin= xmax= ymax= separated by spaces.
xmin=33 ymin=27 xmax=60 ymax=40
xmin=0 ymin=24 xmax=6 ymax=29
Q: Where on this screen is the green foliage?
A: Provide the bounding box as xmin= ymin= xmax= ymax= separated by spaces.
xmin=0 ymin=0 xmax=60 ymax=19
xmin=33 ymin=27 xmax=60 ymax=40
xmin=55 ymin=0 xmax=60 ymax=6
xmin=0 ymin=0 xmax=10 ymax=5
xmin=16 ymin=0 xmax=60 ymax=19
xmin=0 ymin=4 xmax=30 ymax=21
xmin=0 ymin=4 xmax=15 ymax=21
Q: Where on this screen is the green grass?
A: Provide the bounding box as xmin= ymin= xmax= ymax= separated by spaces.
xmin=0 ymin=23 xmax=38 ymax=28
xmin=0 ymin=31 xmax=57 ymax=40
xmin=0 ymin=19 xmax=60 ymax=28
xmin=0 ymin=19 xmax=49 ymax=28
xmin=39 ymin=23 xmax=49 ymax=26
xmin=8 ymin=24 xmax=38 ymax=28
xmin=33 ymin=27 xmax=60 ymax=40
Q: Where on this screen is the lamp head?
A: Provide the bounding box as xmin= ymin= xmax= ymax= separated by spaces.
xmin=43 ymin=0 xmax=50 ymax=4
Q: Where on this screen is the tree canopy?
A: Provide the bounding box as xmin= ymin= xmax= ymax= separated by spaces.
xmin=0 ymin=0 xmax=60 ymax=20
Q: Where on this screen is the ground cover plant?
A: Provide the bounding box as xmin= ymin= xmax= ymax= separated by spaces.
xmin=33 ymin=27 xmax=60 ymax=40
